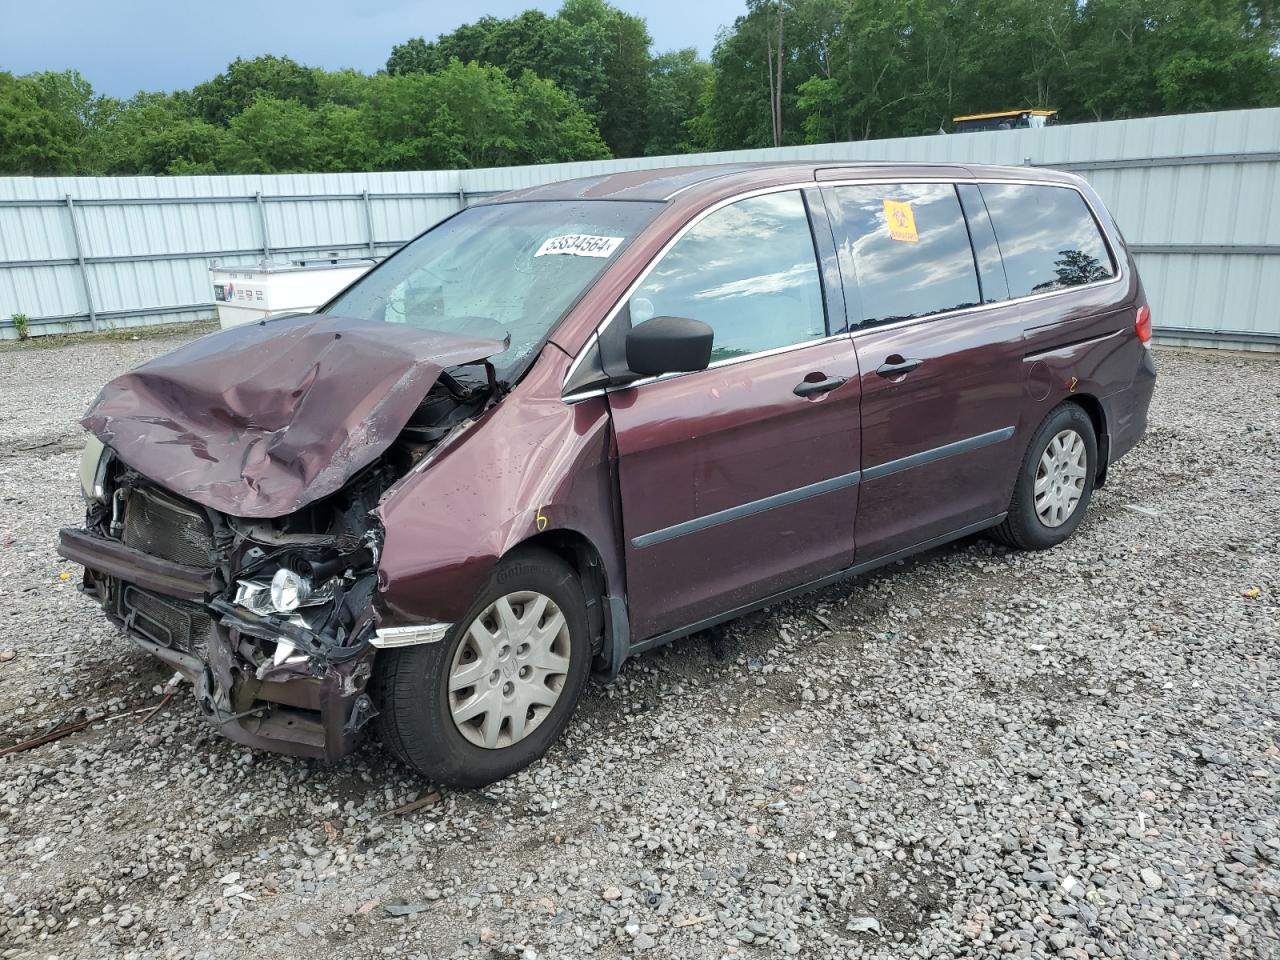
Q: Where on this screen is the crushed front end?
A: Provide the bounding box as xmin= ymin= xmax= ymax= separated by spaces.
xmin=57 ymin=314 xmax=504 ymax=761
xmin=63 ymin=441 xmax=390 ymax=759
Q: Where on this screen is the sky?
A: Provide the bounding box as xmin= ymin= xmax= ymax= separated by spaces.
xmin=0 ymin=0 xmax=747 ymax=98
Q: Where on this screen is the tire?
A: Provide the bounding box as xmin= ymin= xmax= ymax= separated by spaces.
xmin=993 ymin=402 xmax=1098 ymax=551
xmin=373 ymin=547 xmax=591 ymax=787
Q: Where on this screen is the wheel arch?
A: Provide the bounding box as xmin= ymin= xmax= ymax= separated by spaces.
xmin=1062 ymin=392 xmax=1110 ymax=486
xmin=510 ymin=528 xmax=628 ymax=679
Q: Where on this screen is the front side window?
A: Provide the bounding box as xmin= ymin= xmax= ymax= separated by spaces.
xmin=326 ymin=199 xmax=661 ymax=381
xmin=824 ymin=183 xmax=980 ymax=327
xmin=627 ymin=191 xmax=827 ymax=364
xmin=979 ymin=183 xmax=1116 ymax=298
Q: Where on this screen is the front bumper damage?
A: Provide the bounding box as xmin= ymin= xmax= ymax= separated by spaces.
xmin=59 ymin=521 xmax=381 ymax=763
xmin=60 ymin=315 xmax=507 ymax=762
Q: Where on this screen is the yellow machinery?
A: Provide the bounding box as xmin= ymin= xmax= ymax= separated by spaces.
xmin=952 ymin=109 xmax=1059 ymax=133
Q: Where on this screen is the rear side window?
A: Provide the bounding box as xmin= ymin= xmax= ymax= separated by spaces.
xmin=824 ymin=183 xmax=980 ymax=327
xmin=628 ymin=191 xmax=826 ymax=363
xmin=979 ymin=183 xmax=1116 ymax=298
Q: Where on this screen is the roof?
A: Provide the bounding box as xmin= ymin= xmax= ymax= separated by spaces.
xmin=484 ymin=160 xmax=1071 ymax=208
xmin=486 ymin=163 xmax=805 ymax=203
xmin=952 ymin=109 xmax=1059 ymax=121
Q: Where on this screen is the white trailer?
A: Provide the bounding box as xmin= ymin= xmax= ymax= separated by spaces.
xmin=211 ymin=260 xmax=375 ymax=329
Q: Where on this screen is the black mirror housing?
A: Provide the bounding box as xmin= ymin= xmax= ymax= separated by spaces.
xmin=625 ymin=316 xmax=714 ymax=378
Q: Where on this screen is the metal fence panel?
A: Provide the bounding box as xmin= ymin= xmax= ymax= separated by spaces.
xmin=1 ymin=107 xmax=1278 ymax=347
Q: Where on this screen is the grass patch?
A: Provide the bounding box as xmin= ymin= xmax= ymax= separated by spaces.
xmin=0 ymin=321 xmax=217 ymax=353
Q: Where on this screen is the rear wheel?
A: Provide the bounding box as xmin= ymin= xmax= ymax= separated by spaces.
xmin=993 ymin=403 xmax=1098 ymax=550
xmin=374 ymin=547 xmax=590 ymax=787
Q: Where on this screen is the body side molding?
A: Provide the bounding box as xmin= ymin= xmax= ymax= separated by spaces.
xmin=861 ymin=426 xmax=1016 ymax=483
xmin=631 ymin=470 xmax=863 ymax=549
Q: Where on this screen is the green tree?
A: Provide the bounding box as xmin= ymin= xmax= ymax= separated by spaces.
xmin=314 ymin=68 xmax=373 ymax=108
xmin=559 ymin=0 xmax=653 ymax=156
xmin=365 ymin=61 xmax=610 ymax=170
xmin=311 ymin=103 xmax=378 ymax=171
xmin=699 ymin=0 xmax=840 ymax=149
xmin=703 ymin=0 xmax=1280 ymax=146
xmin=0 ymin=70 xmax=92 ymax=174
xmin=192 ymin=55 xmax=320 ymax=125
xmin=645 ymin=49 xmax=713 ymax=155
xmin=415 ymin=61 xmax=524 ymax=169
xmin=138 ymin=118 xmax=230 ymax=175
xmin=218 ymin=97 xmax=322 ymax=173
xmin=511 ymin=69 xmax=613 ymax=163
xmin=386 ymin=0 xmax=652 ymax=156
xmin=386 ymin=36 xmax=435 ymax=75
xmin=88 ymin=92 xmax=197 ymax=173
xmin=1070 ymin=0 xmax=1279 ymax=119
xmin=697 ymin=7 xmax=778 ymax=149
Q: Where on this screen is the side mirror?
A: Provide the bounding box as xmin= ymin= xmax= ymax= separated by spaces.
xmin=625 ymin=316 xmax=714 ymax=378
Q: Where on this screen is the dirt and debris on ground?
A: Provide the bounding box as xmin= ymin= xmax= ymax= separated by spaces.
xmin=1 ymin=331 xmax=1277 ymax=959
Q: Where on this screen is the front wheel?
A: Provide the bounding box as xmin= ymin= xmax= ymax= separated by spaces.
xmin=993 ymin=403 xmax=1098 ymax=551
xmin=373 ymin=547 xmax=591 ymax=787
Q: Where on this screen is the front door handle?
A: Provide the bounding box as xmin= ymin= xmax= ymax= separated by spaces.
xmin=876 ymin=356 xmax=923 ymax=378
xmin=793 ymin=376 xmax=847 ymax=398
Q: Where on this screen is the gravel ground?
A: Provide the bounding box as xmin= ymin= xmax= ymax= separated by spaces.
xmin=0 ymin=331 xmax=1277 ymax=960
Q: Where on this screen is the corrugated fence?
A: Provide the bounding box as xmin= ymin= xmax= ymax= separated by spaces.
xmin=2 ymin=106 xmax=1278 ymax=349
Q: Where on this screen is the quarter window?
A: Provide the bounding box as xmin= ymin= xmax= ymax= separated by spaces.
xmin=628 ymin=191 xmax=827 ymax=364
xmin=979 ymin=183 xmax=1116 ymax=298
xmin=824 ymin=183 xmax=981 ymax=327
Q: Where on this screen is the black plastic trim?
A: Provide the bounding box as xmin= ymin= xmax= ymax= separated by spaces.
xmin=631 ymin=470 xmax=862 ymax=549
xmin=595 ymin=595 xmax=632 ymax=682
xmin=861 ymin=426 xmax=1015 ymax=483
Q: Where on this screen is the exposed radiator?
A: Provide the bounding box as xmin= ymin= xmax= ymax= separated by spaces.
xmin=121 ymin=486 xmax=214 ymax=567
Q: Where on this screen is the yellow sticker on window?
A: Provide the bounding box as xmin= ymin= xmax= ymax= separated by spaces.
xmin=883 ymin=199 xmax=919 ymax=243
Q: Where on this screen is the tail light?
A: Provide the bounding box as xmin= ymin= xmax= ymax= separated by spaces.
xmin=1135 ymin=304 xmax=1152 ymax=344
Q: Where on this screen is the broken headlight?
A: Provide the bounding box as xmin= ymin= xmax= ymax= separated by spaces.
xmin=233 ymin=579 xmax=274 ymax=616
xmin=79 ymin=434 xmax=108 ymax=503
xmin=234 ymin=569 xmax=336 ymax=617
xmin=270 ymin=568 xmax=313 ymax=613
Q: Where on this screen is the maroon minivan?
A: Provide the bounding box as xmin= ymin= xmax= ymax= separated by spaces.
xmin=61 ymin=162 xmax=1155 ymax=786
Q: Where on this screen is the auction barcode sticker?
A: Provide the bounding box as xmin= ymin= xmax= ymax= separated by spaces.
xmin=534 ymin=234 xmax=625 ymax=258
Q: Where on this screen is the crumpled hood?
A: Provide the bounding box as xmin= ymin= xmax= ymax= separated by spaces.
xmin=83 ymin=314 xmax=505 ymax=519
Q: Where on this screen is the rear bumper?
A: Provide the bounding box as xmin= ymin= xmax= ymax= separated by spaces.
xmin=1105 ymin=348 xmax=1157 ymax=465
xmin=58 ymin=527 xmax=371 ymax=763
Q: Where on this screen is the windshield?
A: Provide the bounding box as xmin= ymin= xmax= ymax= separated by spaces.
xmin=325 ymin=199 xmax=662 ymax=381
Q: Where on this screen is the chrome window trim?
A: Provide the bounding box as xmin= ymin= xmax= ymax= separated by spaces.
xmin=560 ymin=176 xmax=1128 ymax=403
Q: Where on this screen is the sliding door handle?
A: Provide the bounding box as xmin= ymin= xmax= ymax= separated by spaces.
xmin=876 ymin=356 xmax=923 ymax=378
xmin=793 ymin=376 xmax=847 ymax=398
